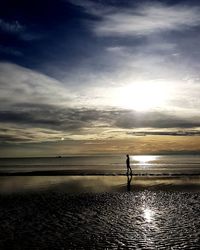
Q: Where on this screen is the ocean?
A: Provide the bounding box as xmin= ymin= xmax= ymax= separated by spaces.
xmin=1 ymin=154 xmax=200 ymax=175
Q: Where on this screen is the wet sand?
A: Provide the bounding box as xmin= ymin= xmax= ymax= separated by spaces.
xmin=0 ymin=175 xmax=200 ymax=193
xmin=0 ymin=176 xmax=200 ymax=249
xmin=1 ymin=169 xmax=200 ymax=176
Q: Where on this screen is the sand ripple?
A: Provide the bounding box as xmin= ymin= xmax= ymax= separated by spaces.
xmin=0 ymin=191 xmax=200 ymax=249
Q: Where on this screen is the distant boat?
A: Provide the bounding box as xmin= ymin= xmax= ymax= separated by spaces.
xmin=56 ymin=156 xmax=62 ymax=158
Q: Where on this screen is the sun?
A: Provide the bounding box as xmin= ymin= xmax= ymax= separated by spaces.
xmin=118 ymin=81 xmax=169 ymax=111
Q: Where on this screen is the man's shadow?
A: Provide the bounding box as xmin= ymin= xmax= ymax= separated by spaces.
xmin=127 ymin=171 xmax=132 ymax=191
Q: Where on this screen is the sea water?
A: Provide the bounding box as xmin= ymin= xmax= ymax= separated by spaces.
xmin=0 ymin=155 xmax=200 ymax=175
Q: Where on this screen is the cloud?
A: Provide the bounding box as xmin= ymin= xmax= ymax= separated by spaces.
xmin=102 ymin=4 xmax=200 ymax=37
xmin=1 ymin=61 xmax=200 ymax=143
xmin=0 ymin=126 xmax=68 ymax=143
xmin=0 ymin=105 xmax=115 ymax=135
xmin=0 ymin=62 xmax=74 ymax=108
xmin=127 ymin=130 xmax=200 ymax=136
xmin=0 ymin=19 xmax=24 ymax=34
xmin=0 ymin=18 xmax=41 ymax=43
xmin=2 ymin=106 xmax=198 ymax=131
xmin=67 ymin=0 xmax=112 ymax=16
xmin=113 ymin=110 xmax=200 ymax=129
xmin=70 ymin=1 xmax=200 ymax=37
xmin=1 ymin=105 xmax=200 ymax=143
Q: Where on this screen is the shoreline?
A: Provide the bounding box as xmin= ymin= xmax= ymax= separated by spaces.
xmin=1 ymin=170 xmax=200 ymax=176
xmin=0 ymin=175 xmax=200 ymax=193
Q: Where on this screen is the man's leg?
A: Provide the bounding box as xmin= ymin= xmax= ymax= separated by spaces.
xmin=126 ymin=168 xmax=129 ymax=175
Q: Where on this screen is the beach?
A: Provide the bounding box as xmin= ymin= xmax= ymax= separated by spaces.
xmin=0 ymin=175 xmax=200 ymax=249
xmin=0 ymin=155 xmax=200 ymax=249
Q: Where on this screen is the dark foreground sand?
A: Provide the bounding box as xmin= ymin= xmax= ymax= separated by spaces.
xmin=0 ymin=177 xmax=200 ymax=249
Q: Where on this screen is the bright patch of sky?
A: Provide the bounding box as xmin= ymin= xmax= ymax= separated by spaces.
xmin=1 ymin=0 xmax=200 ymax=155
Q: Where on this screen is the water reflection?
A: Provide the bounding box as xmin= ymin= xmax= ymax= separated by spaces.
xmin=127 ymin=173 xmax=132 ymax=191
xmin=0 ymin=176 xmax=126 ymax=194
xmin=1 ymin=176 xmax=200 ymax=194
xmin=0 ymin=176 xmax=135 ymax=193
xmin=132 ymin=155 xmax=159 ymax=164
xmin=140 ymin=192 xmax=159 ymax=232
xmin=143 ymin=208 xmax=155 ymax=223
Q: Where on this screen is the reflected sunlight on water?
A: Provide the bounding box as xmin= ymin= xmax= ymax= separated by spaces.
xmin=1 ymin=176 xmax=200 ymax=194
xmin=1 ymin=155 xmax=200 ymax=175
xmin=1 ymin=189 xmax=199 ymax=249
xmin=131 ymin=155 xmax=160 ymax=168
xmin=143 ymin=208 xmax=155 ymax=223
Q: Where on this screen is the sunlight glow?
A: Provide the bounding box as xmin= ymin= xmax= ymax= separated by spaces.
xmin=118 ymin=82 xmax=169 ymax=111
xmin=143 ymin=208 xmax=155 ymax=223
xmin=132 ymin=155 xmax=159 ymax=164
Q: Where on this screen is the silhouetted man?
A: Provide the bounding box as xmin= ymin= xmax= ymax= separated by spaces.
xmin=126 ymin=154 xmax=132 ymax=175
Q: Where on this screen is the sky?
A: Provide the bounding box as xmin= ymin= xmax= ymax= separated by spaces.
xmin=1 ymin=0 xmax=200 ymax=157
